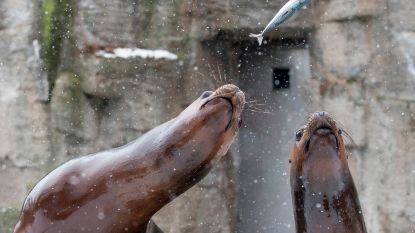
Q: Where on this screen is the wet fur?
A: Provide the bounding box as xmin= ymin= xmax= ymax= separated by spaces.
xmin=14 ymin=85 xmax=245 ymax=233
xmin=290 ymin=112 xmax=367 ymax=233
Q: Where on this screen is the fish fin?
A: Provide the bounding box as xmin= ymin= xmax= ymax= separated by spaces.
xmin=249 ymin=33 xmax=264 ymax=46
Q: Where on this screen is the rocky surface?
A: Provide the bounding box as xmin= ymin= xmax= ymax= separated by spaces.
xmin=0 ymin=0 xmax=414 ymax=232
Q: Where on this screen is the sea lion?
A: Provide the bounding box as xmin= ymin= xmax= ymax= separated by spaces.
xmin=13 ymin=84 xmax=245 ymax=233
xmin=289 ymin=111 xmax=367 ymax=233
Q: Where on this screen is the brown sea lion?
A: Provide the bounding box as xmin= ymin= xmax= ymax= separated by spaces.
xmin=289 ymin=111 xmax=367 ymax=233
xmin=13 ymin=84 xmax=245 ymax=233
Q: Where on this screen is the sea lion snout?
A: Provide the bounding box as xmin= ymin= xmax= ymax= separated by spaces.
xmin=291 ymin=111 xmax=344 ymax=159
xmin=214 ymin=84 xmax=240 ymax=96
xmin=197 ymin=84 xmax=245 ymax=131
xmin=308 ymin=129 xmax=339 ymax=153
xmin=213 ymin=84 xmax=245 ymax=117
xmin=303 ymin=112 xmax=338 ymax=138
xmin=306 ymin=112 xmax=340 ymax=152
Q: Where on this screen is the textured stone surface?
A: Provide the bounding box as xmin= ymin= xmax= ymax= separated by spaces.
xmin=321 ymin=0 xmax=384 ymax=22
xmin=305 ymin=1 xmax=415 ymax=232
xmin=50 ymin=72 xmax=97 ymax=162
xmin=1 ymin=0 xmax=415 ymax=233
xmin=312 ymin=21 xmax=374 ymax=80
xmin=0 ymin=0 xmax=50 ymax=232
xmin=387 ymin=0 xmax=415 ymax=31
xmin=0 ymin=0 xmax=48 ymax=192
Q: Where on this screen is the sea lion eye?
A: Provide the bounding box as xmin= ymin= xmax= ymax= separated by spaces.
xmin=295 ymin=128 xmax=304 ymax=141
xmin=201 ymin=91 xmax=213 ymax=99
xmin=338 ymin=129 xmax=342 ymax=135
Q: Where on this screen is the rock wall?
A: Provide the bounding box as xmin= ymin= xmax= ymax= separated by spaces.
xmin=0 ymin=0 xmax=49 ymax=231
xmin=0 ymin=0 xmax=414 ymax=232
xmin=305 ymin=1 xmax=415 ymax=232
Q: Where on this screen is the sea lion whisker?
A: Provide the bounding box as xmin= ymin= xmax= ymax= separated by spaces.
xmin=246 ymin=98 xmax=267 ymax=107
xmin=194 ymin=71 xmax=216 ymax=90
xmin=247 ymin=104 xmax=267 ymax=110
xmin=248 ymin=106 xmax=268 ymax=112
xmin=195 ymin=71 xmax=207 ymax=79
xmin=339 ymin=128 xmax=357 ymax=159
xmin=245 ymin=96 xmax=262 ymax=103
xmin=247 ymin=106 xmax=266 ymax=112
xmin=245 ymin=101 xmax=261 ymax=105
xmin=247 ymin=103 xmax=266 ymax=108
xmin=216 ymin=63 xmax=226 ymax=83
xmin=247 ymin=109 xmax=271 ymax=114
xmin=207 ymin=62 xmax=223 ymax=85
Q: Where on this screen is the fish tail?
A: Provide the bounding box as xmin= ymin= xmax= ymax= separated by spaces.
xmin=249 ymin=33 xmax=264 ymax=46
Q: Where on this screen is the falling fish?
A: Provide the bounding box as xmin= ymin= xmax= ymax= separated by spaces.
xmin=249 ymin=0 xmax=311 ymax=45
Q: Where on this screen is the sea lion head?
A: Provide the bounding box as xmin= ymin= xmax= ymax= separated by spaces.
xmin=160 ymin=84 xmax=245 ymax=189
xmin=172 ymin=84 xmax=245 ymax=155
xmin=289 ymin=111 xmax=349 ymax=191
xmin=194 ymin=83 xmax=245 ymax=136
xmin=289 ymin=114 xmax=367 ymax=233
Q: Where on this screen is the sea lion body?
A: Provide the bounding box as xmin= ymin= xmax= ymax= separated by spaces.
xmin=289 ymin=112 xmax=367 ymax=233
xmin=14 ymin=84 xmax=245 ymax=233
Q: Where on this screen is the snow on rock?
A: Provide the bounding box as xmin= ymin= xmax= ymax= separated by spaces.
xmin=395 ymin=32 xmax=415 ymax=76
xmin=95 ymin=47 xmax=178 ymax=60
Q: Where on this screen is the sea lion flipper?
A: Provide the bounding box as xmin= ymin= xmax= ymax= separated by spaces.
xmin=144 ymin=220 xmax=165 ymax=233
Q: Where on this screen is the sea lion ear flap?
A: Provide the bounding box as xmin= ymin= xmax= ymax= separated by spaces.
xmin=144 ymin=220 xmax=165 ymax=233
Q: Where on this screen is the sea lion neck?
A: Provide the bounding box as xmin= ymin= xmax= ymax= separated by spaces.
xmin=106 ymin=84 xmax=244 ymax=212
xmin=13 ymin=84 xmax=245 ymax=233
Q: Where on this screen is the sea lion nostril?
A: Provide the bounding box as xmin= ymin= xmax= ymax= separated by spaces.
xmin=201 ymin=91 xmax=213 ymax=99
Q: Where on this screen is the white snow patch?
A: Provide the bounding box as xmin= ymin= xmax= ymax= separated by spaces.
xmin=96 ymin=47 xmax=178 ymax=60
xmin=395 ymin=32 xmax=415 ymax=76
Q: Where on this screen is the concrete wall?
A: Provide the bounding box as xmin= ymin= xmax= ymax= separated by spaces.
xmin=237 ymin=43 xmax=311 ymax=233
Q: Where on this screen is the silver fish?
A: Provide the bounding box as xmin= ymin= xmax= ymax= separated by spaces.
xmin=249 ymin=0 xmax=311 ymax=45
